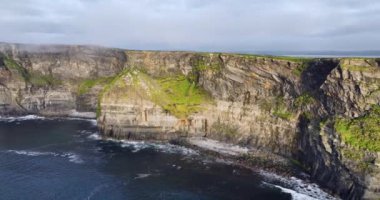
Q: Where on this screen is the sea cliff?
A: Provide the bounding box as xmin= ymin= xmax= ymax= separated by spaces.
xmin=0 ymin=43 xmax=379 ymax=199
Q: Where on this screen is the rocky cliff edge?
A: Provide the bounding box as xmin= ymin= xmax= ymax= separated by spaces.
xmin=0 ymin=43 xmax=379 ymax=199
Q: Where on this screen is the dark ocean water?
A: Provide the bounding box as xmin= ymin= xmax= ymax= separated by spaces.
xmin=0 ymin=117 xmax=297 ymax=200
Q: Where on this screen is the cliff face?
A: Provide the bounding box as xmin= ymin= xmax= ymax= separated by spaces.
xmin=0 ymin=43 xmax=125 ymax=116
xmin=0 ymin=43 xmax=379 ymax=199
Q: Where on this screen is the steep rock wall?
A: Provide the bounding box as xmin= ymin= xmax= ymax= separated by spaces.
xmin=0 ymin=43 xmax=379 ymax=199
xmin=0 ymin=43 xmax=125 ymax=116
xmin=99 ymin=52 xmax=307 ymax=156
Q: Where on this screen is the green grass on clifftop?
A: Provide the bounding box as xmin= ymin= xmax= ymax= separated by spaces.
xmin=271 ymin=56 xmax=313 ymax=63
xmin=340 ymin=65 xmax=375 ymax=72
xmin=335 ymin=105 xmax=380 ymax=152
xmin=237 ymin=54 xmax=313 ymax=62
xmin=340 ymin=58 xmax=379 ymax=72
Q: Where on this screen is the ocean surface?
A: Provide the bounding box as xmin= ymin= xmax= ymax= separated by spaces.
xmin=0 ymin=116 xmax=335 ymax=200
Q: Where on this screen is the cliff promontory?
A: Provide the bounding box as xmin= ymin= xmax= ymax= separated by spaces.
xmin=0 ymin=43 xmax=379 ymax=199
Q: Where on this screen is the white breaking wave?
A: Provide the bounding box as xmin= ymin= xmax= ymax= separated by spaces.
xmin=65 ymin=117 xmax=97 ymax=126
xmin=87 ymin=133 xmax=102 ymax=140
xmin=0 ymin=115 xmax=97 ymax=126
xmin=263 ymin=182 xmax=319 ymax=200
xmin=0 ymin=115 xmax=45 ymax=122
xmin=89 ymin=119 xmax=97 ymax=126
xmin=6 ymin=150 xmax=84 ymax=164
xmin=188 ymin=137 xmax=249 ymax=156
xmin=7 ymin=150 xmax=58 ymax=157
xmin=260 ymin=171 xmax=338 ymax=200
xmin=62 ymin=153 xmax=84 ymax=164
xmin=106 ymin=139 xmax=199 ymax=156
xmin=77 ymin=130 xmax=102 ymax=140
xmin=134 ymin=173 xmax=152 ymax=179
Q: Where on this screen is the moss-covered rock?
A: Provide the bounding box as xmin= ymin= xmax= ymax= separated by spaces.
xmin=294 ymin=93 xmax=315 ymax=108
xmin=292 ymin=60 xmax=313 ymax=77
xmin=3 ymin=56 xmax=29 ymax=81
xmin=77 ymin=76 xmax=115 ymax=95
xmin=335 ymin=105 xmax=380 ymax=152
xmin=4 ymin=56 xmax=61 ymax=87
xmin=258 ymin=96 xmax=294 ymax=120
xmin=99 ymin=69 xmax=211 ymax=118
xmin=340 ymin=58 xmax=379 ymax=72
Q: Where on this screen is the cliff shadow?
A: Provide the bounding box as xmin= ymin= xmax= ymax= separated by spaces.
xmin=300 ymin=59 xmax=339 ymax=93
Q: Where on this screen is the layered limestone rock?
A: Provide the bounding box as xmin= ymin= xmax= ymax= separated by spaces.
xmin=99 ymin=53 xmax=306 ymax=156
xmin=0 ymin=43 xmax=125 ymax=116
xmin=0 ymin=43 xmax=126 ymax=79
xmin=321 ymin=58 xmax=380 ymax=117
xmin=0 ymin=43 xmax=379 ymax=199
xmin=298 ymin=59 xmax=380 ymax=199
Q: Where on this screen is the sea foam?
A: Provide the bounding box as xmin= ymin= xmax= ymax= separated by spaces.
xmin=260 ymin=171 xmax=337 ymax=200
xmin=101 ymin=139 xmax=199 ymax=156
xmin=0 ymin=115 xmax=45 ymax=122
xmin=6 ymin=150 xmax=84 ymax=164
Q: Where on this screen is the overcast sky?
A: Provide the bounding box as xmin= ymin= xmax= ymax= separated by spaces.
xmin=0 ymin=0 xmax=379 ymax=51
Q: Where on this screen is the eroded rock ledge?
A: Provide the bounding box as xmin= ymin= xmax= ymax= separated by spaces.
xmin=0 ymin=43 xmax=379 ymax=199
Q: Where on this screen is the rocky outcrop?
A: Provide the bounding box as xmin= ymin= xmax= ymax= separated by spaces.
xmin=98 ymin=53 xmax=306 ymax=156
xmin=315 ymin=60 xmax=380 ymax=199
xmin=0 ymin=43 xmax=126 ymax=116
xmin=0 ymin=43 xmax=379 ymax=199
xmin=320 ymin=59 xmax=380 ymax=117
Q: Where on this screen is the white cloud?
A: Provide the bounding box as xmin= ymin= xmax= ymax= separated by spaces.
xmin=0 ymin=0 xmax=379 ymax=51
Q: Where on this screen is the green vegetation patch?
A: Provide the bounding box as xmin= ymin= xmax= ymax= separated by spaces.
xmin=193 ymin=58 xmax=222 ymax=72
xmin=96 ymin=100 xmax=102 ymax=118
xmin=258 ymin=96 xmax=294 ymax=120
xmin=335 ymin=105 xmax=380 ymax=152
xmin=273 ymin=109 xmax=293 ymax=120
xmin=4 ymin=56 xmax=61 ymax=87
xmin=300 ymin=111 xmax=313 ymax=121
xmin=292 ymin=60 xmax=313 ymax=77
xmin=294 ymin=93 xmax=315 ymax=108
xmin=96 ymin=69 xmax=136 ymax=117
xmin=272 ymin=56 xmax=313 ymax=63
xmin=340 ymin=65 xmax=375 ymax=72
xmin=340 ymin=58 xmax=378 ymax=72
xmin=341 ymin=148 xmax=365 ymax=161
xmin=156 ymin=75 xmax=211 ymax=118
xmin=77 ymin=76 xmax=115 ymax=95
xmin=29 ymin=73 xmax=62 ymax=87
xmin=99 ymin=69 xmax=211 ymax=118
xmin=188 ymin=56 xmax=223 ymax=83
xmin=272 ymin=96 xmax=293 ymax=120
xmin=4 ymin=57 xmax=29 ymax=80
xmin=236 ymin=53 xmax=313 ymax=63
xmin=341 ymin=148 xmax=373 ymax=172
